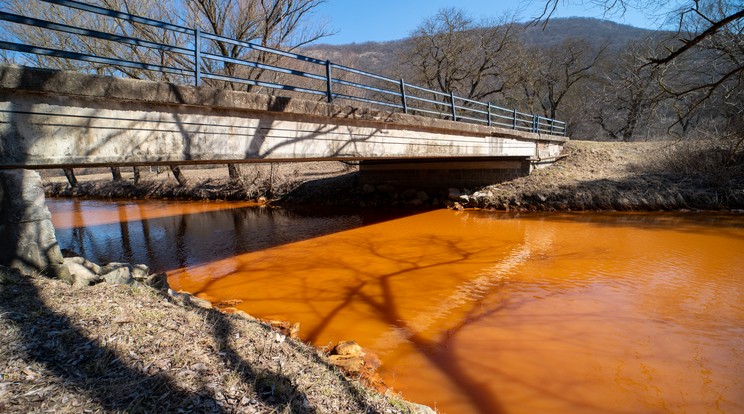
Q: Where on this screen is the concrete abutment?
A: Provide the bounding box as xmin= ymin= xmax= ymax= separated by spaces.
xmin=0 ymin=169 xmax=70 ymax=280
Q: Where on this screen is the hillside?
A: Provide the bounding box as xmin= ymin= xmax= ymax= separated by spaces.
xmin=305 ymin=17 xmax=659 ymax=77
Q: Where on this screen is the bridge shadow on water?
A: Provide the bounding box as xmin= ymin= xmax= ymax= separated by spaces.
xmin=50 ymin=199 xmax=417 ymax=273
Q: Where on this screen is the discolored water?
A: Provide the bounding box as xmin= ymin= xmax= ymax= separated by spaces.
xmin=49 ymin=199 xmax=744 ymax=414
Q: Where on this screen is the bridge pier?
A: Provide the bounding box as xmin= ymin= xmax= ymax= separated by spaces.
xmin=0 ymin=169 xmax=70 ymax=279
xmin=359 ymin=157 xmax=531 ymax=189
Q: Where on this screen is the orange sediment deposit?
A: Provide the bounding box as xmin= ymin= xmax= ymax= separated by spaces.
xmin=328 ymin=341 xmax=389 ymax=393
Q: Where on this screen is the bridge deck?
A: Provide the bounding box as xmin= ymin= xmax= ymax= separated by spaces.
xmin=0 ymin=65 xmax=567 ymax=169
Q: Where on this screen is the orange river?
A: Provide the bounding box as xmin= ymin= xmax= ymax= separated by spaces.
xmin=48 ymin=199 xmax=744 ymax=414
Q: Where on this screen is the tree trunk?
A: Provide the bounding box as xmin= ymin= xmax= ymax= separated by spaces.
xmin=169 ymin=165 xmax=188 ymax=186
xmin=227 ymin=163 xmax=243 ymax=184
xmin=132 ymin=166 xmax=141 ymax=184
xmin=63 ymin=168 xmax=77 ymax=188
xmin=110 ymin=166 xmax=123 ymax=182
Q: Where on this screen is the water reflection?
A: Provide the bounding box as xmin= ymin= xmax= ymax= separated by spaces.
xmin=48 ymin=199 xmax=408 ymax=272
xmin=47 ymin=201 xmax=744 ymax=414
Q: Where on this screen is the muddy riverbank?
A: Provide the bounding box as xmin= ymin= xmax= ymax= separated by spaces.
xmin=42 ymin=141 xmax=744 ymax=211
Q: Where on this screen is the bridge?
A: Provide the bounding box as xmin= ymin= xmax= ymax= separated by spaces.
xmin=0 ymin=0 xmax=568 ymax=276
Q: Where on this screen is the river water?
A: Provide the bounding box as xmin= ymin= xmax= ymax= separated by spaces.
xmin=48 ymin=198 xmax=744 ymax=414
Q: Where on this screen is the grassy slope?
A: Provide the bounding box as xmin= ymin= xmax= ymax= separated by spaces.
xmin=0 ymin=267 xmax=424 ymax=414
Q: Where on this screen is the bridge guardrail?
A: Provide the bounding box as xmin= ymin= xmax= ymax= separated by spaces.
xmin=0 ymin=0 xmax=566 ymax=136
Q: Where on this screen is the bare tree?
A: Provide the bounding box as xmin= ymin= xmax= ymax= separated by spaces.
xmin=403 ymin=8 xmax=523 ymax=106
xmin=184 ymin=0 xmax=329 ymax=183
xmin=516 ymin=38 xmax=605 ymax=123
xmin=2 ymin=0 xmax=329 ymax=185
xmin=592 ymin=40 xmax=662 ymax=141
xmin=539 ymin=0 xmax=744 ymax=134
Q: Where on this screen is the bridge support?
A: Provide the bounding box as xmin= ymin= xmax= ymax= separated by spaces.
xmin=0 ymin=169 xmax=70 ymax=279
xmin=359 ymin=157 xmax=531 ymax=189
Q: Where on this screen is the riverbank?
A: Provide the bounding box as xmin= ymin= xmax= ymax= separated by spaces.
xmin=0 ymin=264 xmax=432 ymax=413
xmin=471 ymin=140 xmax=744 ymax=211
xmin=42 ymin=140 xmax=744 ymax=211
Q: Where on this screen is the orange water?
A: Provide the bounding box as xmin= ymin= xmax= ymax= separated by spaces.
xmin=49 ymin=200 xmax=744 ymax=414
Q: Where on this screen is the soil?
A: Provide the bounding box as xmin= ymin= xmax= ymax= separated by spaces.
xmin=0 ymin=266 xmax=430 ymax=414
xmin=475 ymin=140 xmax=744 ymax=211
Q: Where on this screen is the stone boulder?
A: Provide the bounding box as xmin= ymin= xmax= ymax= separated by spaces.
xmin=63 ymin=257 xmax=103 ymax=288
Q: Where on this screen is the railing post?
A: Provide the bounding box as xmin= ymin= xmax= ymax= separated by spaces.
xmin=449 ymin=91 xmax=457 ymax=121
xmin=550 ymin=119 xmax=554 ymax=134
xmin=194 ymin=28 xmax=201 ymax=86
xmin=533 ymin=115 xmax=539 ymax=133
xmin=325 ymin=60 xmax=333 ymax=103
xmin=512 ymin=109 xmax=517 ymax=129
xmin=400 ymin=79 xmax=408 ymax=114
xmin=487 ymin=102 xmax=492 ymax=126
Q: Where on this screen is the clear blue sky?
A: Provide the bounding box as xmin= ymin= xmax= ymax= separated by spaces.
xmin=312 ymin=0 xmax=659 ymax=45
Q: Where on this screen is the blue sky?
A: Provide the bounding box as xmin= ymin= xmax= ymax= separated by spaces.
xmin=312 ymin=0 xmax=660 ymax=44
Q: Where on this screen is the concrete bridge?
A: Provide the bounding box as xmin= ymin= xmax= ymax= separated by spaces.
xmin=0 ymin=64 xmax=567 ymax=187
xmin=0 ymin=62 xmax=568 ymax=278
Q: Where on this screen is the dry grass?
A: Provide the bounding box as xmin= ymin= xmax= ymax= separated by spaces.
xmin=477 ymin=140 xmax=744 ymax=211
xmin=0 ymin=266 xmax=421 ymax=414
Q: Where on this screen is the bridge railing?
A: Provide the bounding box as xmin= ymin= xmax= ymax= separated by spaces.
xmin=0 ymin=0 xmax=567 ymax=136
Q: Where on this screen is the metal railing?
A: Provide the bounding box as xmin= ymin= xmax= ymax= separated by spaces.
xmin=0 ymin=0 xmax=566 ymax=136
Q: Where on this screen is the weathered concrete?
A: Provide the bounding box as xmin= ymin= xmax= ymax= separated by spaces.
xmin=0 ymin=65 xmax=567 ymax=169
xmin=0 ymin=169 xmax=70 ymax=280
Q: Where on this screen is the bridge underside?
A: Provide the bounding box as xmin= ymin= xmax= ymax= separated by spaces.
xmin=0 ymin=65 xmax=566 ymax=171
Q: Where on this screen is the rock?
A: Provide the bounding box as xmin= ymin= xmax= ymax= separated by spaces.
xmin=376 ymin=184 xmax=396 ymax=194
xmin=447 ymin=188 xmax=461 ymax=201
xmin=145 ymin=272 xmax=169 ymax=290
xmin=400 ymin=189 xmax=417 ymax=200
xmin=64 ymin=256 xmax=102 ymax=274
xmin=100 ymin=262 xmax=149 ymax=281
xmin=103 ymin=267 xmax=134 ymax=285
xmin=328 ymin=354 xmax=365 ymax=372
xmin=268 ymin=320 xmax=301 ymax=339
xmin=407 ymin=199 xmax=423 ymax=207
xmin=362 ymin=184 xmax=376 ymax=193
xmin=99 ymin=262 xmax=128 ymax=275
xmin=64 ymin=257 xmax=103 ymax=288
xmin=453 ymin=202 xmax=465 ymax=211
xmin=333 ymin=341 xmax=364 ymax=357
xmin=416 ymin=191 xmax=429 ymax=202
xmin=405 ymin=402 xmax=438 ymax=414
xmin=189 ymin=296 xmax=213 ymax=309
xmin=131 ymin=264 xmax=149 ymax=280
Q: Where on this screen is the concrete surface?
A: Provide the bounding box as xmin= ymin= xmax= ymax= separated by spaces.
xmin=0 ymin=65 xmax=567 ymax=169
